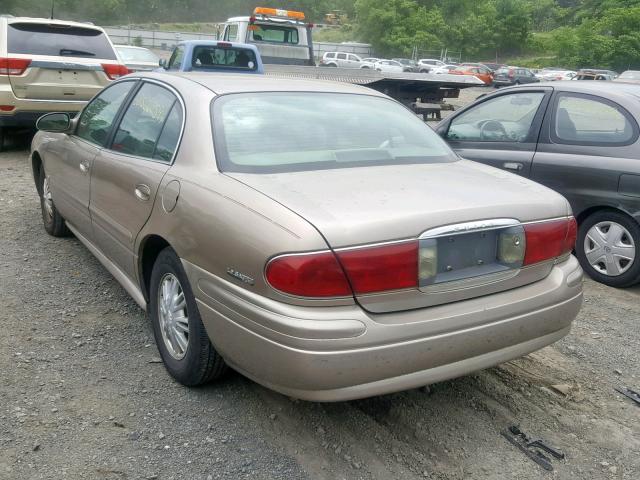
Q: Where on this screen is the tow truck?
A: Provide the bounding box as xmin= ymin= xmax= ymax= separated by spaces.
xmin=221 ymin=7 xmax=483 ymax=117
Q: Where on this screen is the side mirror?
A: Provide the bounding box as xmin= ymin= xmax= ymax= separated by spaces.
xmin=159 ymin=58 xmax=167 ymax=68
xmin=36 ymin=113 xmax=71 ymax=133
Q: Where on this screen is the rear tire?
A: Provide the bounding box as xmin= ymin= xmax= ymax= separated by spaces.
xmin=38 ymin=167 xmax=71 ymax=237
xmin=149 ymin=247 xmax=227 ymax=386
xmin=576 ymin=210 xmax=640 ymax=287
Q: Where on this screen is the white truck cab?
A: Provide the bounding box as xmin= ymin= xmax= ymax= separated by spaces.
xmin=222 ymin=7 xmax=314 ymax=66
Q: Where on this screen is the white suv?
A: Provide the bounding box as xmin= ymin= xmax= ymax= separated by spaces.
xmin=418 ymin=59 xmax=447 ymax=73
xmin=320 ymin=52 xmax=369 ymax=69
xmin=0 ymin=16 xmax=128 ymax=150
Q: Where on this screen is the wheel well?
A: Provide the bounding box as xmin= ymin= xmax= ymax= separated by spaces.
xmin=139 ymin=235 xmax=171 ymax=302
xmin=576 ymin=206 xmax=631 ymax=227
xmin=32 ymin=152 xmax=43 ymax=195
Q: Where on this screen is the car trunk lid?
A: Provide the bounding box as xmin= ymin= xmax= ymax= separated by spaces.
xmin=229 ymin=160 xmax=571 ymax=312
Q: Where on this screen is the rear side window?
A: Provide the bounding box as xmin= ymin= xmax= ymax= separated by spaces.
xmin=153 ymin=103 xmax=184 ymax=162
xmin=76 ymin=81 xmax=135 ymax=146
xmin=553 ymin=93 xmax=638 ymax=145
xmin=192 ymin=46 xmax=257 ymax=71
xmin=112 ymin=83 xmax=179 ymax=160
xmin=251 ymin=24 xmax=299 ymax=44
xmin=7 ymin=23 xmax=116 ymax=60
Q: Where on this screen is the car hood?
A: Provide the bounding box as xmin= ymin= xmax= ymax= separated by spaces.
xmin=227 ymin=160 xmax=569 ymax=248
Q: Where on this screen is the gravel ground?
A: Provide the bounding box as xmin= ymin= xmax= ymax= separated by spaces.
xmin=1 ymin=127 xmax=639 ymax=480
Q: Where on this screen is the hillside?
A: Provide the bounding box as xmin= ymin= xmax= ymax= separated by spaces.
xmin=4 ymin=0 xmax=640 ymax=69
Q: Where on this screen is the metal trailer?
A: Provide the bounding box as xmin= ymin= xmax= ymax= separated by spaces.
xmin=263 ymin=64 xmax=484 ymax=117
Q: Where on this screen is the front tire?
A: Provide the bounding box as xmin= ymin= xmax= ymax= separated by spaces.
xmin=38 ymin=167 xmax=70 ymax=237
xmin=576 ymin=210 xmax=640 ymax=287
xmin=150 ymin=247 xmax=227 ymax=386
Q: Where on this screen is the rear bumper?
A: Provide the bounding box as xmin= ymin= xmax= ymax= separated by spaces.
xmin=0 ymin=85 xmax=86 ymax=127
xmin=186 ymin=256 xmax=583 ymax=402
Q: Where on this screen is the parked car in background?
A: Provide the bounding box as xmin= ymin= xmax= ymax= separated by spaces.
xmin=162 ymin=41 xmax=264 ymax=74
xmin=431 ymin=64 xmax=458 ymax=74
xmin=31 ymin=72 xmax=582 ymax=401
xmin=437 ymin=82 xmax=640 ymax=287
xmin=320 ymin=51 xmax=366 ymax=69
xmin=418 ymin=58 xmax=446 ymax=73
xmin=544 ymin=70 xmax=577 ymax=81
xmin=481 ymin=63 xmax=506 ymax=72
xmin=361 ymin=57 xmax=381 ymax=68
xmin=615 ymin=70 xmax=640 ymax=84
xmin=115 ymin=45 xmax=160 ymax=72
xmin=373 ymin=59 xmax=405 ymax=73
xmin=450 ymin=65 xmax=493 ymax=85
xmin=392 ymin=58 xmax=419 ymax=72
xmin=574 ymin=69 xmax=617 ymax=81
xmin=0 ymin=16 xmax=127 ymax=150
xmin=493 ymin=67 xmax=540 ymax=87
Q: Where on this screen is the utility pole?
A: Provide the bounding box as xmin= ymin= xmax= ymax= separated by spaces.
xmin=50 ymin=0 xmax=55 ymax=19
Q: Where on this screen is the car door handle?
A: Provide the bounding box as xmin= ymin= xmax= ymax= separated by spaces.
xmin=79 ymin=160 xmax=90 ymax=174
xmin=134 ymin=184 xmax=151 ymax=202
xmin=503 ymin=162 xmax=524 ymax=171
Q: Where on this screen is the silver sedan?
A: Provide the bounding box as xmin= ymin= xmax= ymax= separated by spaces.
xmin=30 ymin=73 xmax=583 ymax=401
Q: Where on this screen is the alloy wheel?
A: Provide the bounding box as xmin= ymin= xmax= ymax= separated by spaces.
xmin=42 ymin=177 xmax=54 ymax=219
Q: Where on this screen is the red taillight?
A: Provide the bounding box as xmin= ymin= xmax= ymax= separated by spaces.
xmin=101 ymin=63 xmax=130 ymax=80
xmin=0 ymin=57 xmax=31 ymax=75
xmin=217 ymin=42 xmax=232 ymax=48
xmin=337 ymin=241 xmax=418 ymax=294
xmin=523 ymin=217 xmax=576 ymax=266
xmin=0 ymin=105 xmax=15 ymax=111
xmin=265 ymin=251 xmax=352 ymax=297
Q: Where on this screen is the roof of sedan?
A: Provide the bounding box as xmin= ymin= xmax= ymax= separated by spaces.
xmin=132 ymin=71 xmax=386 ymax=96
xmin=508 ymin=81 xmax=640 ymax=97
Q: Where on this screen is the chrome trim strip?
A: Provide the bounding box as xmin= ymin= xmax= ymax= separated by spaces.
xmin=334 ymin=238 xmax=416 ymax=252
xmin=420 ymin=218 xmax=520 ymax=239
xmin=30 ymin=60 xmax=103 ymax=71
xmin=66 ymin=221 xmax=147 ymax=310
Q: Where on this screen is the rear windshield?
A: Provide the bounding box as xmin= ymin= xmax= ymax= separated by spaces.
xmin=8 ymin=23 xmax=116 ymax=60
xmin=251 ymin=24 xmax=299 ymax=44
xmin=212 ymin=92 xmax=455 ymax=173
xmin=116 ymin=47 xmax=159 ymax=63
xmin=192 ymin=46 xmax=257 ymax=71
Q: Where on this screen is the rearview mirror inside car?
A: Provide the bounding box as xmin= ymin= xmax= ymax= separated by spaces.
xmin=36 ymin=113 xmax=71 ymax=133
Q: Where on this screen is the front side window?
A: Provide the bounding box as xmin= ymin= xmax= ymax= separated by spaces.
xmin=447 ymin=92 xmax=545 ymax=142
xmin=251 ymin=24 xmax=299 ymax=44
xmin=8 ymin=23 xmax=116 ymax=59
xmin=553 ymin=94 xmax=637 ymax=145
xmin=76 ymin=81 xmax=135 ymax=146
xmin=192 ymin=46 xmax=257 ymax=71
xmin=167 ymin=46 xmax=184 ymax=70
xmin=213 ymin=92 xmax=455 ymax=173
xmin=111 ymin=83 xmax=178 ymax=159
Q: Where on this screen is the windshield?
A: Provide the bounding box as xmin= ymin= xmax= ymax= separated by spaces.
xmin=116 ymin=47 xmax=159 ymax=63
xmin=212 ymin=93 xmax=455 ymax=173
xmin=8 ymin=23 xmax=116 ymax=59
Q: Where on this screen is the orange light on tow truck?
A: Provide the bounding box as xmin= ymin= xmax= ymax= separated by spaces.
xmin=253 ymin=7 xmax=305 ymax=20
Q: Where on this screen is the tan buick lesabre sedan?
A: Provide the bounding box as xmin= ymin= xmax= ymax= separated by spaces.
xmin=30 ymin=73 xmax=583 ymax=401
